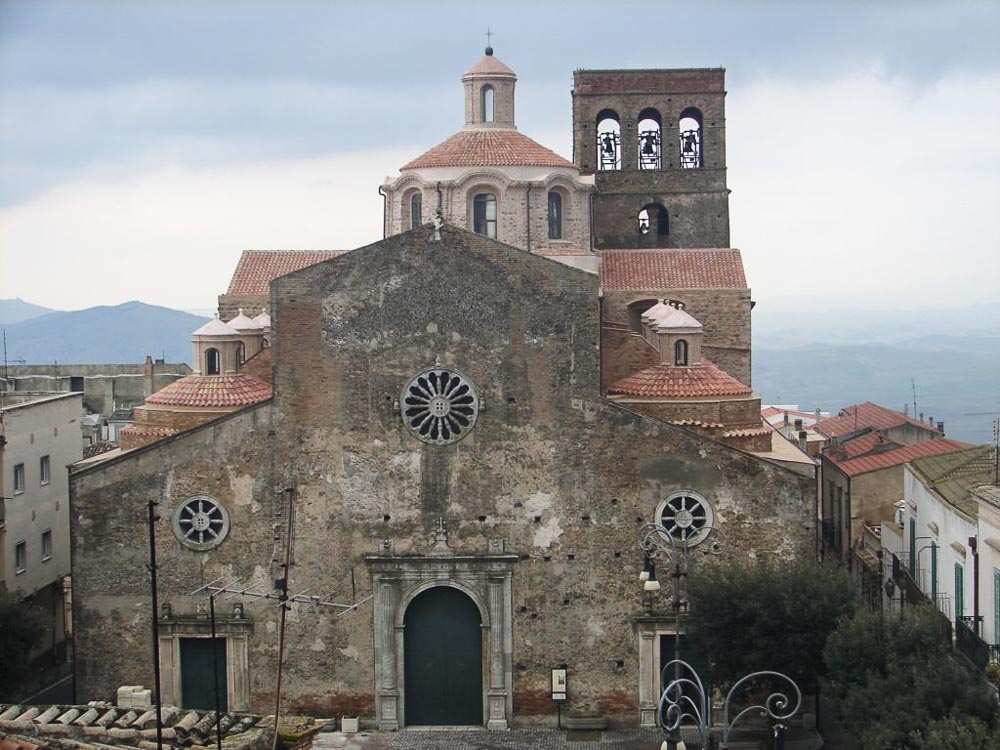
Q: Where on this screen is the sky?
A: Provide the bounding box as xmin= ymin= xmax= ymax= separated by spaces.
xmin=0 ymin=0 xmax=998 ymax=313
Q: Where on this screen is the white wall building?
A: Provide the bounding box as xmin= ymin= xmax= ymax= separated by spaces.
xmin=0 ymin=391 xmax=83 ymax=664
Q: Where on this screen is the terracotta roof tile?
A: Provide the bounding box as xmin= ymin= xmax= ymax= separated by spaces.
xmin=146 ymin=373 xmax=272 ymax=408
xmin=463 ymin=52 xmax=516 ymax=77
xmin=813 ymin=402 xmax=941 ymax=439
xmin=225 ymin=250 xmax=345 ymax=296
xmin=600 ymin=249 xmax=747 ymax=290
xmin=827 ymin=437 xmax=973 ymax=476
xmin=119 ymin=425 xmax=180 ymax=437
xmin=401 ymin=129 xmax=574 ymax=170
xmin=608 ymin=359 xmax=752 ymax=398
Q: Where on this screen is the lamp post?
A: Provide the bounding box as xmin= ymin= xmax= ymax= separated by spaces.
xmin=638 ymin=512 xmax=723 ymax=750
xmin=146 ymin=500 xmax=164 ymax=750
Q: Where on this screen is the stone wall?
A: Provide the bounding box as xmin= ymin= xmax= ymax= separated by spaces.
xmin=72 ymin=225 xmax=813 ymax=727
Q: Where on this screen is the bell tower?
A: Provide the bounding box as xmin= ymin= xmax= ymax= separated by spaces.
xmin=572 ymin=68 xmax=730 ymax=249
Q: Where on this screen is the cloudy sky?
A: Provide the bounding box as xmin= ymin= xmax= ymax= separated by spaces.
xmin=1 ymin=0 xmax=998 ymax=313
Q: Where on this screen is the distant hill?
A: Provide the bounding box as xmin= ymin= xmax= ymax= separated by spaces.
xmin=0 ymin=298 xmax=57 ymax=325
xmin=1 ymin=301 xmax=209 ymax=365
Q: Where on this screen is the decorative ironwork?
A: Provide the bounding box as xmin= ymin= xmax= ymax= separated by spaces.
xmin=657 ymin=661 xmax=802 ymax=749
xmin=172 ymin=495 xmax=230 ymax=550
xmin=679 ymin=128 xmax=701 ymax=169
xmin=638 ymin=129 xmax=661 ymax=170
xmin=598 ymin=130 xmax=621 ymax=171
xmin=401 ymin=367 xmax=479 ymax=445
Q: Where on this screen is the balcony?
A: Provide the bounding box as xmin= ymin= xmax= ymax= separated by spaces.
xmin=956 ymin=616 xmax=989 ymax=671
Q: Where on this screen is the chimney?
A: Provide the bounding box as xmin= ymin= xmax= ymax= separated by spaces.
xmin=794 ymin=418 xmax=803 ymax=432
xmin=919 ymin=412 xmax=924 ymax=424
xmin=798 ymin=430 xmax=808 ymax=452
xmin=783 ymin=411 xmax=790 ymax=426
xmin=143 ymin=355 xmax=154 ymax=398
xmin=815 ymin=408 xmax=821 ymax=423
xmin=937 ymin=421 xmax=945 ymax=435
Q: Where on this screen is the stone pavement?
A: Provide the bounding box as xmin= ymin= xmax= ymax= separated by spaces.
xmin=312 ymin=728 xmax=672 ymax=750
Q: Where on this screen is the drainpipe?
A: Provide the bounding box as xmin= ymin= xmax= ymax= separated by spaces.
xmin=436 ymin=181 xmax=443 ymax=212
xmin=970 ymin=536 xmax=980 ymax=634
xmin=526 ymin=183 xmax=532 ymax=253
xmin=589 ymin=191 xmax=596 ymax=252
xmin=377 ymin=185 xmax=387 ymax=239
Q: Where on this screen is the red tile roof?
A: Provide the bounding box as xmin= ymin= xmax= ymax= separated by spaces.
xmin=827 ymin=437 xmax=972 ymax=477
xmin=146 ymin=373 xmax=272 ymax=408
xmin=813 ymin=402 xmax=940 ymax=440
xmin=464 ymin=52 xmax=516 ymax=77
xmin=608 ymin=359 xmax=752 ymax=398
xmin=119 ymin=424 xmax=179 ymax=437
xmin=600 ymin=249 xmax=747 ymax=290
xmin=225 ymin=250 xmax=344 ymax=296
xmin=401 ymin=129 xmax=575 ymax=170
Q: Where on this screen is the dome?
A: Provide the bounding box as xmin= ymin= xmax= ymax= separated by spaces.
xmin=192 ymin=318 xmax=240 ymax=337
xmin=401 ymin=129 xmax=574 ymax=170
xmin=252 ymin=311 xmax=271 ymax=328
xmin=654 ymin=307 xmax=703 ymax=331
xmin=227 ymin=309 xmax=260 ymax=331
xmin=463 ymin=50 xmax=516 ymax=78
xmin=608 ymin=360 xmax=752 ymax=398
xmin=146 ymin=373 xmax=272 ymax=408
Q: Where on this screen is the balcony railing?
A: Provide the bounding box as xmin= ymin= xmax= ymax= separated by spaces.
xmin=956 ymin=616 xmax=989 ymax=671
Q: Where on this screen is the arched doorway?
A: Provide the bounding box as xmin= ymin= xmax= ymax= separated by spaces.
xmin=404 ymin=586 xmax=483 ymax=726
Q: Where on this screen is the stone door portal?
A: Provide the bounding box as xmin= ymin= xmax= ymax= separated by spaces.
xmin=404 ymin=586 xmax=483 ymax=725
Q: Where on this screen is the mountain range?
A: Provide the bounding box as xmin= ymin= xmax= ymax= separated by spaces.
xmin=0 ymin=301 xmax=208 ymax=365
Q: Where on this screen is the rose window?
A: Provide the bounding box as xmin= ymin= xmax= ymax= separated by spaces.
xmin=655 ymin=491 xmax=714 ymax=546
xmin=172 ymin=495 xmax=230 ymax=550
xmin=401 ymin=368 xmax=479 ymax=445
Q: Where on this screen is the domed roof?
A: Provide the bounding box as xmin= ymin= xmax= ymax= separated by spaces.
xmin=146 ymin=373 xmax=272 ymax=407
xmin=252 ymin=311 xmax=271 ymax=328
xmin=608 ymin=360 xmax=752 ymax=398
xmin=654 ymin=307 xmax=703 ymax=331
xmin=401 ymin=129 xmax=574 ymax=170
xmin=227 ymin=309 xmax=260 ymax=331
xmin=192 ymin=318 xmax=240 ymax=337
xmin=463 ymin=49 xmax=516 ymax=78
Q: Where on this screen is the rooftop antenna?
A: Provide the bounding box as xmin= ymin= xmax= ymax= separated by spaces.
xmin=911 ymin=378 xmax=918 ymax=419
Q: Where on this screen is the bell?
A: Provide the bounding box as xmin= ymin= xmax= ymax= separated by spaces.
xmin=642 ymin=140 xmax=654 ymax=155
xmin=683 ymin=134 xmax=695 ymax=154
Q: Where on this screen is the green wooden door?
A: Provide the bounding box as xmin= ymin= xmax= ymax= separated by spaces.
xmin=404 ymin=586 xmax=483 ymax=726
xmin=180 ymin=638 xmax=228 ymax=711
xmin=955 ymin=564 xmax=965 ymax=620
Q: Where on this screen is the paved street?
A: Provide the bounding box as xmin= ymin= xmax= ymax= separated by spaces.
xmin=313 ymin=728 xmax=672 ymax=750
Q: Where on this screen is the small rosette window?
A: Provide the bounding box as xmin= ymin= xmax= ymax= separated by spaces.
xmin=402 ymin=368 xmax=479 ymax=445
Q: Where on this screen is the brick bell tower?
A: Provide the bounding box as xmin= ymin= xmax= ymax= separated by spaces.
xmin=572 ymin=69 xmax=729 ymax=250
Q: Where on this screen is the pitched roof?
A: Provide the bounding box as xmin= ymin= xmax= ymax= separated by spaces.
xmin=192 ymin=318 xmax=239 ymax=337
xmin=813 ymin=401 xmax=940 ymax=440
xmin=607 ymin=359 xmax=752 ymax=398
xmin=401 ymin=129 xmax=575 ymax=170
xmin=146 ymin=373 xmax=272 ymax=408
xmin=600 ymin=249 xmax=747 ymax=290
xmin=826 ymin=437 xmax=973 ymax=477
xmin=225 ymin=250 xmax=344 ymax=296
xmin=909 ymin=445 xmax=996 ymax=507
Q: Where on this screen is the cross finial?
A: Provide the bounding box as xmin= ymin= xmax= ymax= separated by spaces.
xmin=485 ymin=28 xmax=493 ymax=55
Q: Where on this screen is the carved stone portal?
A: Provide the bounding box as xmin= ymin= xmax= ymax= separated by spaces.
xmin=364 ymin=553 xmax=517 ymax=730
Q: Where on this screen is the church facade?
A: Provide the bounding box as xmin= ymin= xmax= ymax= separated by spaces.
xmin=69 ymin=51 xmax=815 ymax=729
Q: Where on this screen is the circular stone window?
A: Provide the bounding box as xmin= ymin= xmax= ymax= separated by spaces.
xmin=172 ymin=495 xmax=230 ymax=550
xmin=401 ymin=367 xmax=479 ymax=445
xmin=655 ymin=491 xmax=714 ymax=546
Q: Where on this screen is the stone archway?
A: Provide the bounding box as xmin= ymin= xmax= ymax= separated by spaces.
xmin=365 ymin=550 xmax=516 ymax=730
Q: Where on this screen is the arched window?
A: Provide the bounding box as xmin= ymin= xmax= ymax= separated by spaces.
xmin=482 ymin=85 xmax=495 ymax=123
xmin=674 ymin=339 xmax=689 ymax=366
xmin=547 ymin=191 xmax=563 ymax=240
xmin=261 ymin=338 xmax=270 ymax=349
xmin=679 ymin=107 xmax=703 ymax=169
xmin=638 ymin=203 xmax=668 ymax=237
xmin=596 ymin=109 xmax=621 ymax=171
xmin=237 ymin=342 xmax=246 ymax=367
xmin=205 ymin=348 xmax=221 ymax=375
xmin=637 ymin=108 xmax=662 ymax=170
xmin=473 ymin=193 xmax=497 ymax=239
xmin=410 ymin=192 xmax=423 ymax=229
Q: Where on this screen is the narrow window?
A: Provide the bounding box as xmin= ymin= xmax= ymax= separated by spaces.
xmin=955 ymin=563 xmax=965 ymax=619
xmin=931 ymin=543 xmax=938 ymax=601
xmin=547 ymin=191 xmax=562 ymax=240
xmin=679 ymin=107 xmax=703 ymax=169
xmin=205 ymin=348 xmax=221 ymax=376
xmin=13 ymin=463 xmax=25 ymax=494
xmin=482 ymin=85 xmax=495 ymax=123
xmin=42 ymin=530 xmax=52 ymax=561
xmin=473 ymin=193 xmax=497 ymax=239
xmin=674 ymin=339 xmax=688 ymax=366
xmin=596 ymin=109 xmax=621 ymax=171
xmin=637 ymin=108 xmax=662 ymax=170
xmin=909 ymin=518 xmax=916 ymax=572
xmin=410 ymin=192 xmax=423 ymax=229
xmin=236 ymin=342 xmax=246 ymax=367
xmin=40 ymin=455 xmax=50 ymax=485
xmin=15 ymin=541 xmax=26 ymax=573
